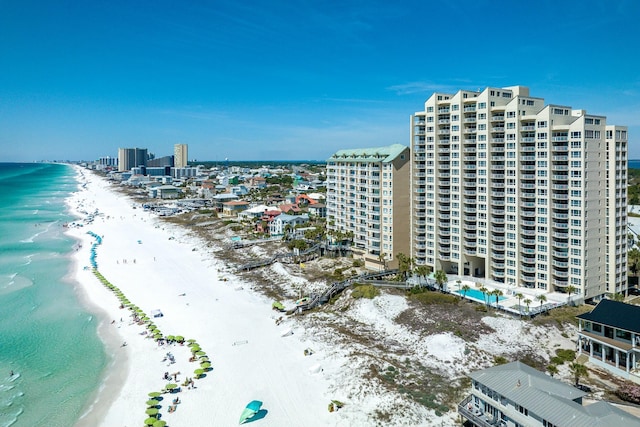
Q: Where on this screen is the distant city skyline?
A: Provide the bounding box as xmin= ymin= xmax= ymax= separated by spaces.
xmin=1 ymin=0 xmax=639 ymax=162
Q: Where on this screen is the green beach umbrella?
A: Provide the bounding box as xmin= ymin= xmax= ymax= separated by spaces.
xmin=153 ymin=420 xmax=167 ymax=427
xmin=148 ymin=392 xmax=162 ymax=398
xmin=190 ymin=345 xmax=201 ymax=352
xmin=145 ymin=408 xmax=159 ymax=416
xmin=165 ymin=383 xmax=178 ymax=391
xmin=194 ymin=368 xmax=204 ymax=378
xmin=200 ymin=362 xmax=211 ymax=369
xmin=188 ymin=342 xmax=199 ymax=347
xmin=146 ymin=399 xmax=159 ymax=406
xmin=145 ymin=417 xmax=158 ymax=425
xmin=175 ymin=335 xmax=184 ymax=342
xmin=195 ymin=351 xmax=206 ymax=357
xmin=187 ymin=339 xmax=196 ymax=343
xmin=166 ymin=335 xmax=175 ymax=341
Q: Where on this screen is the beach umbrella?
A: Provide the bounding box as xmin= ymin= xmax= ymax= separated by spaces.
xmin=148 ymin=392 xmax=162 ymax=398
xmin=187 ymin=339 xmax=196 ymax=343
xmin=154 ymin=334 xmax=163 ymax=341
xmin=146 ymin=399 xmax=159 ymax=406
xmin=200 ymin=362 xmax=211 ymax=369
xmin=165 ymin=383 xmax=178 ymax=392
xmin=175 ymin=335 xmax=184 ymax=342
xmin=188 ymin=342 xmax=199 ymax=348
xmin=239 ymin=400 xmax=263 ymax=424
xmin=190 ymin=345 xmax=201 ymax=352
xmin=195 ymin=351 xmax=206 ymax=357
xmin=145 ymin=417 xmax=158 ymax=426
xmin=145 ymin=408 xmax=159 ymax=416
xmin=166 ymin=335 xmax=175 ymax=342
xmin=153 ymin=421 xmax=167 ymax=427
xmin=194 ymin=368 xmax=204 ymax=378
xmin=142 ymin=316 xmax=150 ymax=321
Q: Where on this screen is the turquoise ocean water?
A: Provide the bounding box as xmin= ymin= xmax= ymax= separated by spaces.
xmin=0 ymin=163 xmax=106 ymax=427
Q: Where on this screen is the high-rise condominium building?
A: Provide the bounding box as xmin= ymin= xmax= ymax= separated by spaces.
xmin=117 ymin=148 xmax=148 ymax=172
xmin=410 ymin=86 xmax=628 ymax=301
xmin=326 ymin=144 xmax=410 ymax=270
xmin=174 ymin=144 xmax=188 ymax=168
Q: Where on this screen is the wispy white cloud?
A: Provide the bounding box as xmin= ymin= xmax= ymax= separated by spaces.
xmin=386 ymin=81 xmax=467 ymax=96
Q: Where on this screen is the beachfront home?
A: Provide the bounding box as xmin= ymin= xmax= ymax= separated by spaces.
xmin=221 ymin=200 xmax=250 ymax=217
xmin=576 ymin=299 xmax=640 ymax=384
xmin=269 ymin=213 xmax=309 ymax=236
xmin=458 ymin=361 xmax=640 ymax=427
xmin=156 ymin=185 xmax=181 ymax=199
xmin=211 ymin=193 xmax=238 ymax=211
xmin=308 ymin=203 xmax=326 ymax=218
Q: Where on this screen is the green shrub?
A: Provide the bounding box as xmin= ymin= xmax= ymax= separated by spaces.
xmin=493 ymin=356 xmax=509 ymax=365
xmin=553 ymin=348 xmax=576 ymax=364
xmin=408 ymin=291 xmax=459 ymax=305
xmin=351 ymin=284 xmax=380 ymax=299
xmin=352 ymin=259 xmax=364 ymax=268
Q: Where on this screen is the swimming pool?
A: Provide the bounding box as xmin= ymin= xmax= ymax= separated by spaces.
xmin=456 ymin=288 xmax=506 ymax=301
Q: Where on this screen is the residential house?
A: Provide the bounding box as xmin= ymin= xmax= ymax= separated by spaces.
xmin=308 ymin=203 xmax=326 ymax=218
xmin=279 ymin=203 xmax=301 ymax=215
xmin=458 ymin=360 xmax=640 ymax=427
xmin=211 ymin=193 xmax=239 ymax=212
xmin=155 ymin=185 xmax=181 ymax=199
xmin=577 ymin=299 xmax=640 ymax=383
xmin=221 ymin=200 xmax=250 ymax=217
xmin=269 ymin=213 xmax=309 ymax=236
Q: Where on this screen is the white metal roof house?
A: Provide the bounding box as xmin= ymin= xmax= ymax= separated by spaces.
xmin=459 ymin=361 xmax=640 ymax=427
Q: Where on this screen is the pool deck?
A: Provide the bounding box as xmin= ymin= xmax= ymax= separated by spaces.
xmin=443 ymin=275 xmax=571 ymax=316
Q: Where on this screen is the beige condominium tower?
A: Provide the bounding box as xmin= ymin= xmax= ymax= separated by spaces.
xmin=174 ymin=143 xmax=189 ymax=168
xmin=410 ymin=86 xmax=628 ymax=301
xmin=326 ymin=144 xmax=411 ymax=270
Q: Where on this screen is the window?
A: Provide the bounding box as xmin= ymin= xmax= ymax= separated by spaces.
xmin=478 ymin=102 xmax=486 ymax=109
xmin=538 ymin=121 xmax=548 ymax=128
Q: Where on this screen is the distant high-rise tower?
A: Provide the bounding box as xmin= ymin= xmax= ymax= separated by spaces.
xmin=174 ymin=144 xmax=188 ymax=168
xmin=118 ymin=148 xmax=148 ymax=171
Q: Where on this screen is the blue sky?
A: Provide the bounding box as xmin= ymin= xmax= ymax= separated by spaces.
xmin=1 ymin=0 xmax=639 ymax=162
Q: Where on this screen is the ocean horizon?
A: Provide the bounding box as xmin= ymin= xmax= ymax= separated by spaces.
xmin=0 ymin=163 xmax=106 ymax=427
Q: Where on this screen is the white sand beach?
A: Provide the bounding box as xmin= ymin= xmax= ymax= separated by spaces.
xmin=66 ymin=168 xmax=336 ymax=427
xmin=64 ymin=167 xmax=585 ymax=427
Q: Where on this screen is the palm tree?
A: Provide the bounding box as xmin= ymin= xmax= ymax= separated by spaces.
xmin=396 ymin=252 xmax=412 ymax=280
xmin=629 ymin=248 xmax=640 ymax=289
xmin=378 ymin=252 xmax=386 ymax=272
xmin=515 ymin=292 xmax=524 ymax=317
xmin=461 ymin=284 xmax=471 ymax=301
xmin=566 ymin=285 xmax=576 ymax=306
xmin=569 ymin=362 xmax=589 ymax=387
xmin=414 ymin=265 xmax=431 ymax=286
xmin=523 ymin=298 xmax=532 ymax=318
xmin=479 ymin=286 xmax=489 ymax=306
xmin=611 ymin=292 xmax=625 ymax=302
xmin=546 ymin=364 xmax=559 ymax=378
xmin=434 ymin=270 xmax=448 ymax=292
xmin=492 ymin=289 xmax=504 ymax=308
xmin=536 ymin=294 xmax=547 ymax=314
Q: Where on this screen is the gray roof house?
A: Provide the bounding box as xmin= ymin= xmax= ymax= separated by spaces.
xmin=459 ymin=360 xmax=640 ymax=427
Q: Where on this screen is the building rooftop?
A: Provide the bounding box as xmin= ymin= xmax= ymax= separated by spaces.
xmin=469 ymin=361 xmax=640 ymax=427
xmin=328 ymin=144 xmax=407 ymax=163
xmin=577 ymin=299 xmax=640 ymax=334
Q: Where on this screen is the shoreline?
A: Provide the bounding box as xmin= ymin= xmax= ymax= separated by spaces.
xmin=63 ymin=168 xmax=129 ymax=427
xmin=63 ymin=166 xmax=335 ymax=426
